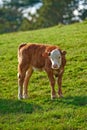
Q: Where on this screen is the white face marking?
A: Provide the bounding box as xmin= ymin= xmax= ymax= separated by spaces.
xmin=49 ymin=49 xmax=62 ymax=69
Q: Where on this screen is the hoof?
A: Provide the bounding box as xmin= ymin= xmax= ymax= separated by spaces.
xmin=51 ymin=95 xmax=56 ymax=100
xmin=58 ymin=94 xmax=63 ymax=98
xmin=18 ymin=95 xmax=23 ymax=100
xmin=23 ymin=94 xmax=28 ymax=99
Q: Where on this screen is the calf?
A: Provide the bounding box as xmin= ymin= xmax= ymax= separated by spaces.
xmin=18 ymin=43 xmax=66 ymax=99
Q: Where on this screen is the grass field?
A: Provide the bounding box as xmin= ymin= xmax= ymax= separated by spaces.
xmin=0 ymin=21 xmax=87 ymax=130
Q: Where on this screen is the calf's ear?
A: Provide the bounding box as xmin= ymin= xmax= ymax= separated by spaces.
xmin=62 ymin=50 xmax=67 ymax=55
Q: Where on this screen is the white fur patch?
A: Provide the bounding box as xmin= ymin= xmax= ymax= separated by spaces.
xmin=49 ymin=49 xmax=62 ymax=69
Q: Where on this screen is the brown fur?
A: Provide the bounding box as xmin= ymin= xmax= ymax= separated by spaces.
xmin=18 ymin=43 xmax=66 ymax=99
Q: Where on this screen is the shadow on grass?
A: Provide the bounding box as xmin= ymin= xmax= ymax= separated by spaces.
xmin=58 ymin=95 xmax=87 ymax=107
xmin=0 ymin=95 xmax=87 ymax=114
xmin=0 ymin=99 xmax=42 ymax=114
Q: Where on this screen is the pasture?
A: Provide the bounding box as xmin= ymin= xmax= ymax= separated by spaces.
xmin=0 ymin=21 xmax=87 ymax=130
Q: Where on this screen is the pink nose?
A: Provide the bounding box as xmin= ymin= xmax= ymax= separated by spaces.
xmin=53 ymin=64 xmax=58 ymax=69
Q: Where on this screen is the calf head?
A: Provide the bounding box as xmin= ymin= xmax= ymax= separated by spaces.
xmin=49 ymin=49 xmax=62 ymax=69
xmin=43 ymin=47 xmax=66 ymax=69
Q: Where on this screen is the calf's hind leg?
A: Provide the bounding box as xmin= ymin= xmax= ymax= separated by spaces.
xmin=18 ymin=63 xmax=28 ymax=99
xmin=23 ymin=68 xmax=33 ymax=99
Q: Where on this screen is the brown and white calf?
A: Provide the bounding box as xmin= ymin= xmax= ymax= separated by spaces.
xmin=18 ymin=43 xmax=66 ymax=99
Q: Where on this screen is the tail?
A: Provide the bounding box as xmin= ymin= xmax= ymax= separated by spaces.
xmin=18 ymin=43 xmax=27 ymax=63
xmin=18 ymin=43 xmax=27 ymax=51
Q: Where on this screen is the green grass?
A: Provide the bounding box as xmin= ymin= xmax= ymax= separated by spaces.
xmin=0 ymin=21 xmax=87 ymax=130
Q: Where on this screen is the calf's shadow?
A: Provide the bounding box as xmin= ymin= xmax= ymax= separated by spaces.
xmin=0 ymin=98 xmax=42 ymax=114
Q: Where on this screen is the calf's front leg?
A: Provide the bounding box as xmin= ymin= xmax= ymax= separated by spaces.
xmin=46 ymin=71 xmax=56 ymax=99
xmin=57 ymin=75 xmax=63 ymax=98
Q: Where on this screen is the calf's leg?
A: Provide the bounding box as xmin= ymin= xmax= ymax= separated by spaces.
xmin=46 ymin=71 xmax=56 ymax=99
xmin=18 ymin=72 xmax=25 ymax=99
xmin=23 ymin=68 xmax=33 ymax=99
xmin=18 ymin=63 xmax=28 ymax=99
xmin=57 ymin=75 xmax=63 ymax=97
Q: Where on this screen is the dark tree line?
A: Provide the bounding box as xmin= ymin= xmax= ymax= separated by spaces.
xmin=0 ymin=0 xmax=41 ymax=33
xmin=0 ymin=0 xmax=87 ymax=33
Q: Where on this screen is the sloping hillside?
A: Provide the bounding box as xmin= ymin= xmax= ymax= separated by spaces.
xmin=0 ymin=21 xmax=87 ymax=130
